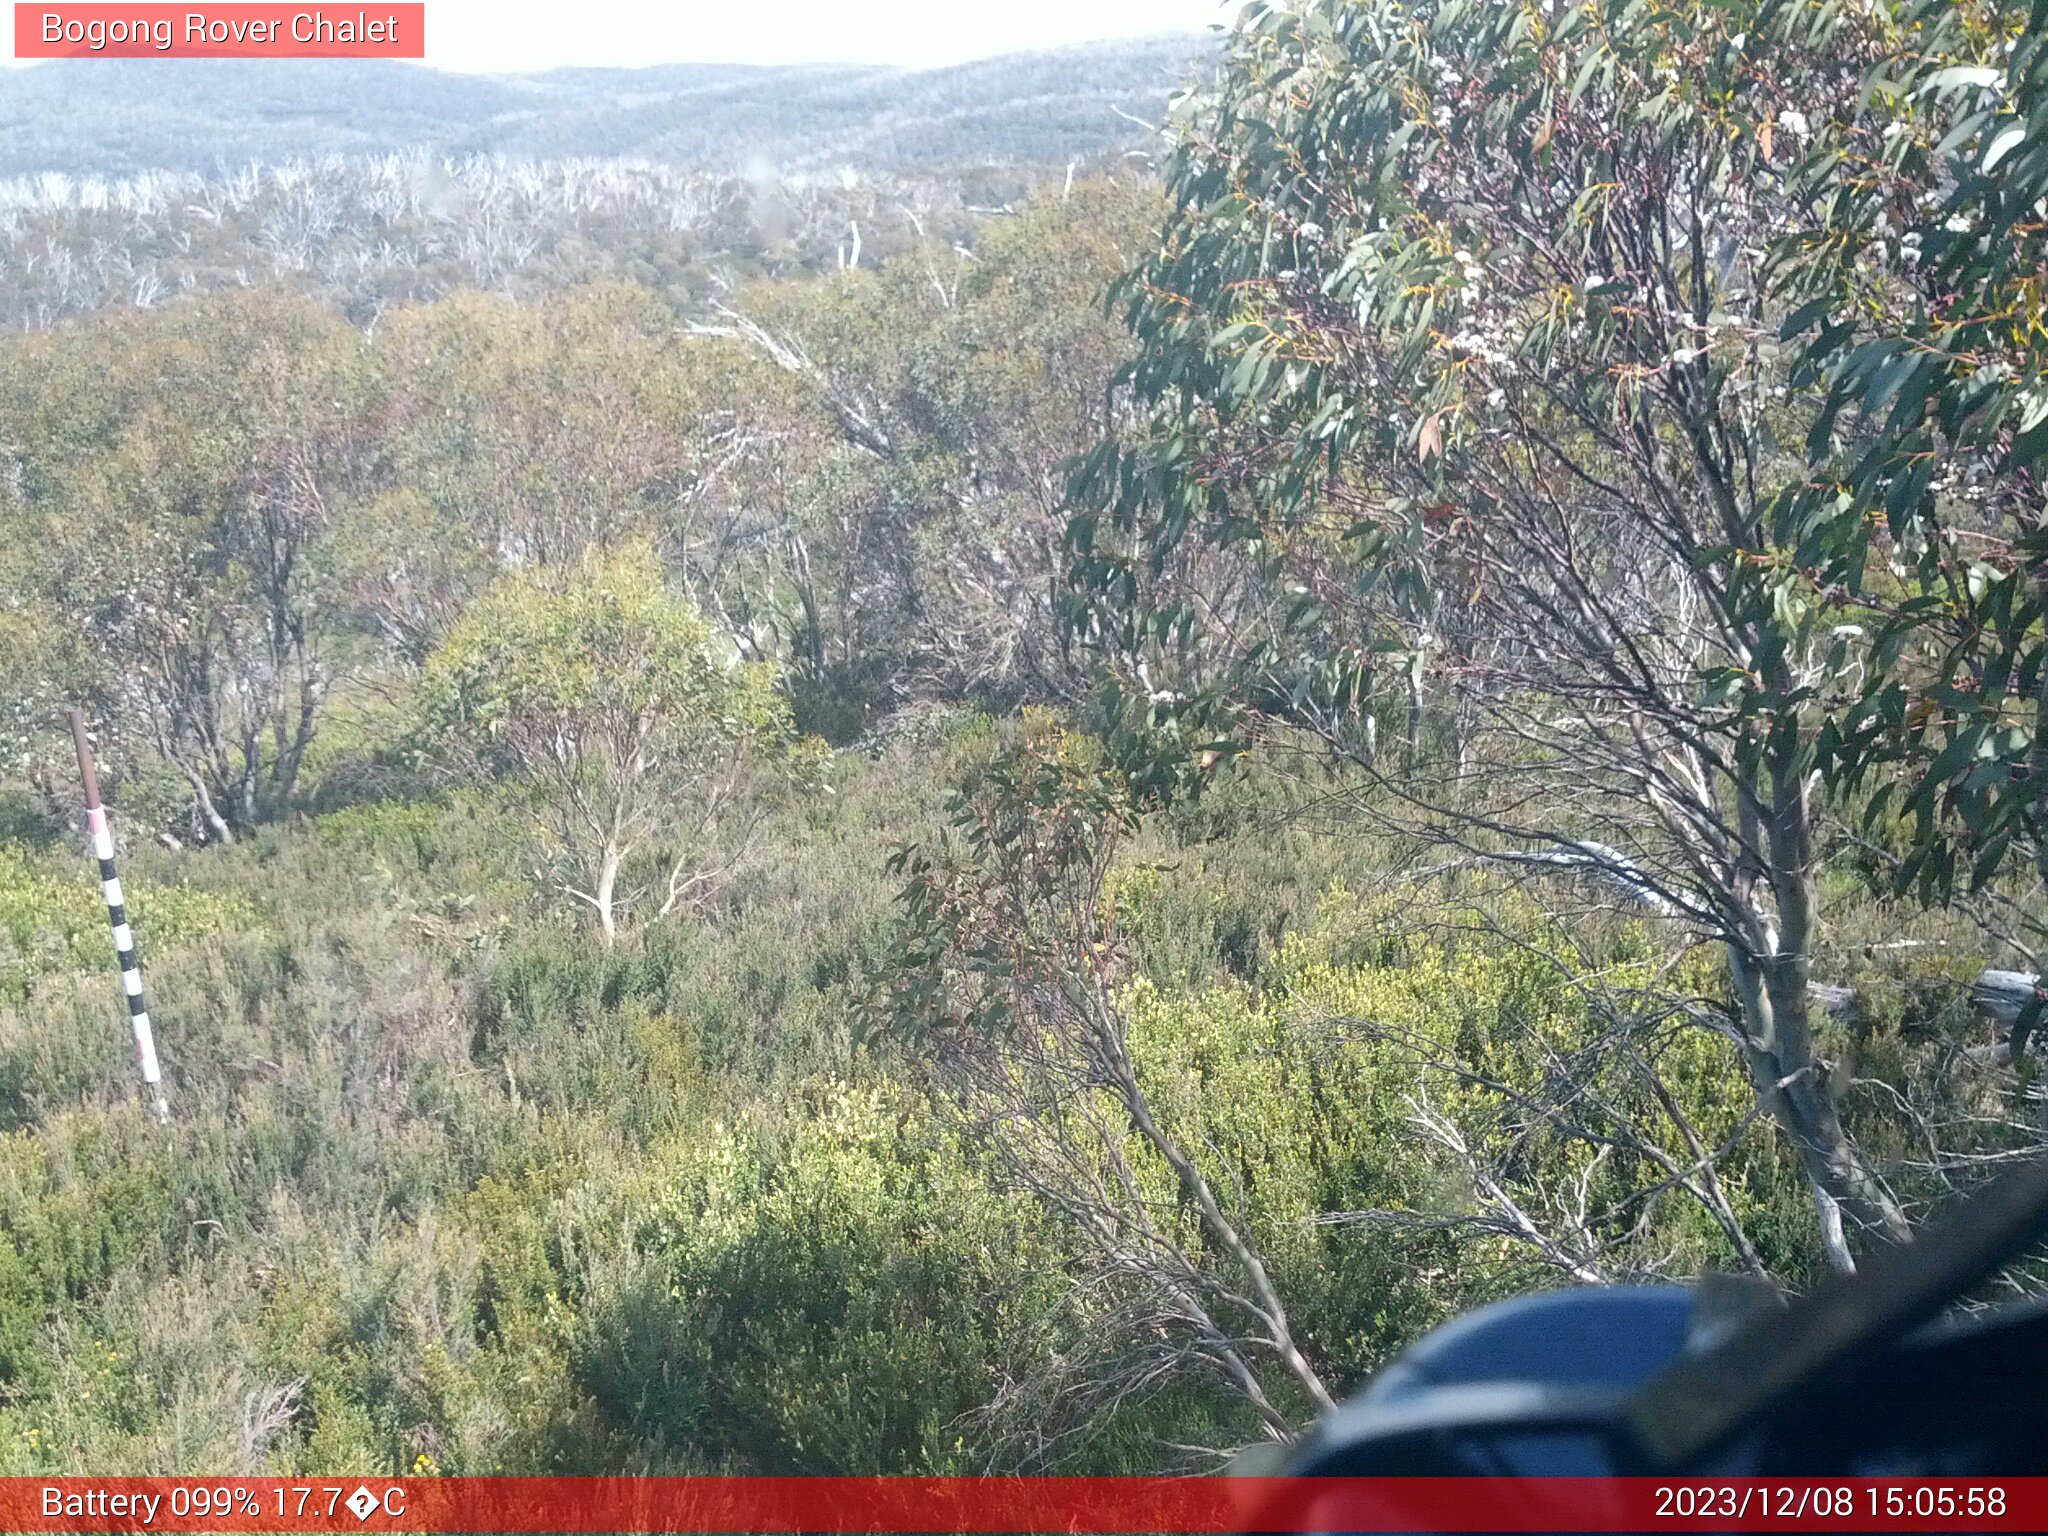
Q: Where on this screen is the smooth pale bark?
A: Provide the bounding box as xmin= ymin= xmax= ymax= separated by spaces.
xmin=1729 ymin=765 xmax=1911 ymax=1273
xmin=593 ymin=844 xmax=622 ymax=948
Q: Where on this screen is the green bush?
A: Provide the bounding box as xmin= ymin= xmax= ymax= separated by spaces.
xmin=0 ymin=844 xmax=259 ymax=1003
xmin=576 ymin=1081 xmax=1059 ymax=1473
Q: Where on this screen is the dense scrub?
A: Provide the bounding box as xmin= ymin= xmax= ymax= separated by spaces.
xmin=0 ymin=705 xmax=2009 ymax=1471
xmin=5 ymin=0 xmax=2048 ymax=1477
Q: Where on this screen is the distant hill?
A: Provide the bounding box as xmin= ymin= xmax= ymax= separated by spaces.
xmin=0 ymin=36 xmax=1217 ymax=178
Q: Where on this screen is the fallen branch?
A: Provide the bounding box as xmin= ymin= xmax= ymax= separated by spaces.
xmin=1409 ymin=840 xmax=1678 ymax=915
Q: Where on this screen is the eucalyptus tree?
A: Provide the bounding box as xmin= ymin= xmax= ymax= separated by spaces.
xmin=419 ymin=544 xmax=814 ymax=946
xmin=693 ymin=180 xmax=1154 ymax=725
xmin=371 ymin=285 xmax=696 ymax=573
xmin=1067 ymin=0 xmax=1954 ymax=1267
xmin=322 ymin=284 xmax=709 ymax=673
xmin=0 ymin=290 xmax=376 ymax=839
xmin=1766 ymin=1 xmax=2048 ymax=1032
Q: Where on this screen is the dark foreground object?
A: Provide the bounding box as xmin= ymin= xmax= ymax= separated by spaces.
xmin=1286 ymin=1156 xmax=2048 ymax=1479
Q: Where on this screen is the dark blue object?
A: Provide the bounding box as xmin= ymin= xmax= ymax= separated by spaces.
xmin=1358 ymin=1287 xmax=1694 ymax=1404
xmin=1287 ymin=1288 xmax=1695 ymax=1477
xmin=1284 ymin=1279 xmax=2048 ymax=1480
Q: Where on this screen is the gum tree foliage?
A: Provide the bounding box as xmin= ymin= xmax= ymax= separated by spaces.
xmin=1765 ymin=1 xmax=2048 ymax=1041
xmin=1062 ymin=0 xmax=1996 ymax=1267
xmin=374 ymin=286 xmax=698 ymax=570
xmin=0 ymin=291 xmax=377 ymax=841
xmin=419 ymin=545 xmax=812 ymax=946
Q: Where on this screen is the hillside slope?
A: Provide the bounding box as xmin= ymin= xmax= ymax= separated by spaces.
xmin=0 ymin=37 xmax=1213 ymax=177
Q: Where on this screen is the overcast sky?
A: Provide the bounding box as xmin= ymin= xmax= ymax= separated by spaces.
xmin=421 ymin=0 xmax=1234 ymax=72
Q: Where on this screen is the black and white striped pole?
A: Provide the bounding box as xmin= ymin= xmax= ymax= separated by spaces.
xmin=68 ymin=709 xmax=169 ymax=1123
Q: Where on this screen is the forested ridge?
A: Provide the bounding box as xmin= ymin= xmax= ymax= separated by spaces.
xmin=2 ymin=0 xmax=2048 ymax=1476
xmin=0 ymin=40 xmax=1213 ymax=178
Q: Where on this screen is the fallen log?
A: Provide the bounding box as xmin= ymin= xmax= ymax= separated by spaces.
xmin=1827 ymin=967 xmax=2044 ymax=1069
xmin=1970 ymin=970 xmax=2042 ymax=1027
xmin=1809 ymin=983 xmax=1859 ymax=1018
xmin=1806 ymin=970 xmax=2042 ymax=1032
xmin=1404 ymin=855 xmax=2036 ymax=1044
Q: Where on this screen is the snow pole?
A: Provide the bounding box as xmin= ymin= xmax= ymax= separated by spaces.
xmin=68 ymin=709 xmax=169 ymax=1123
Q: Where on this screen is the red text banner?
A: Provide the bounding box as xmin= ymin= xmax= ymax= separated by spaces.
xmin=4 ymin=1477 xmax=2047 ymax=1533
xmin=15 ymin=5 xmax=424 ymax=58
